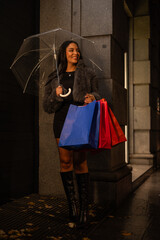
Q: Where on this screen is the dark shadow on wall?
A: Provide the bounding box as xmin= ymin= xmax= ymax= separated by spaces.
xmin=0 ymin=0 xmax=40 ymax=204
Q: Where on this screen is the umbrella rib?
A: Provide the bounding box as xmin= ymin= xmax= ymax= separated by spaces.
xmin=88 ymin=58 xmax=103 ymax=71
xmin=26 ymin=28 xmax=95 ymax=44
xmin=10 ymin=48 xmax=53 ymax=68
xmin=23 ymin=50 xmax=53 ymax=93
xmin=26 ymin=28 xmax=61 ymax=39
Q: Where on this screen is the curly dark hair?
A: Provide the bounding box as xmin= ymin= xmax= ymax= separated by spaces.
xmin=57 ymin=40 xmax=82 ymax=74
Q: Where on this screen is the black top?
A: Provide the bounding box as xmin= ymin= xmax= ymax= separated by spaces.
xmin=53 ymin=71 xmax=75 ymax=138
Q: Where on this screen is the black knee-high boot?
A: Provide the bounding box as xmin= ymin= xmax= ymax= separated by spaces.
xmin=76 ymin=173 xmax=89 ymax=227
xmin=60 ymin=171 xmax=78 ymax=223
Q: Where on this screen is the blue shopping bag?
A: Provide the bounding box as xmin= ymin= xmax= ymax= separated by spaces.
xmin=59 ymin=100 xmax=100 ymax=150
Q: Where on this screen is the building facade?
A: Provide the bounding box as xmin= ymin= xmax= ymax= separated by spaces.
xmin=39 ymin=0 xmax=160 ymax=206
xmin=0 ymin=0 xmax=160 ymax=206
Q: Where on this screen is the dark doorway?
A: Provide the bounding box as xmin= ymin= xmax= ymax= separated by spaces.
xmin=0 ymin=0 xmax=39 ymax=204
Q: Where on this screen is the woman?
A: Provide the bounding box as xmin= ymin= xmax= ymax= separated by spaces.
xmin=43 ymin=40 xmax=100 ymax=227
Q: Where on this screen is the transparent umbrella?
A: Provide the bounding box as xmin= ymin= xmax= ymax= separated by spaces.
xmin=10 ymin=28 xmax=102 ymax=96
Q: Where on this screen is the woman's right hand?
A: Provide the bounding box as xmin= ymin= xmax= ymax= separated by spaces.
xmin=84 ymin=93 xmax=95 ymax=104
xmin=56 ymin=85 xmax=63 ymax=96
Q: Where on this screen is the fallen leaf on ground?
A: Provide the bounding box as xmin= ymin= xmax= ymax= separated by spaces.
xmin=48 ymin=214 xmax=55 ymax=217
xmin=27 ymin=202 xmax=35 ymax=205
xmin=8 ymin=230 xmax=19 ymax=235
xmin=38 ymin=199 xmax=45 ymax=202
xmin=25 ymin=227 xmax=39 ymax=232
xmin=9 ymin=235 xmax=19 ymax=239
xmin=90 ymin=221 xmax=98 ymax=224
xmin=35 ymin=211 xmax=42 ymax=214
xmin=0 ymin=229 xmax=8 ymax=239
xmin=41 ymin=196 xmax=47 ymax=199
xmin=26 ymin=223 xmax=33 ymax=226
xmin=82 ymin=238 xmax=91 ymax=240
xmin=68 ymin=222 xmax=75 ymax=228
xmin=47 ymin=236 xmax=62 ymax=239
xmin=89 ymin=209 xmax=96 ymax=217
xmin=0 ymin=230 xmax=6 ymax=235
xmin=121 ymin=231 xmax=132 ymax=236
xmin=8 ymin=229 xmax=26 ymax=238
xmin=108 ymin=215 xmax=114 ymax=218
xmin=27 ymin=234 xmax=32 ymax=237
xmin=21 ymin=209 xmax=28 ymax=212
xmin=45 ymin=204 xmax=53 ymax=209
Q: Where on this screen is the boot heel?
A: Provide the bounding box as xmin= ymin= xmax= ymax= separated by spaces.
xmin=60 ymin=171 xmax=78 ymax=224
xmin=76 ymin=173 xmax=89 ymax=228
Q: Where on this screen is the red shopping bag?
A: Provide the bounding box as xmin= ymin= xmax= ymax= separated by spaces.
xmin=108 ymin=106 xmax=127 ymax=146
xmin=98 ymin=99 xmax=112 ymax=149
xmin=98 ymin=99 xmax=127 ymax=149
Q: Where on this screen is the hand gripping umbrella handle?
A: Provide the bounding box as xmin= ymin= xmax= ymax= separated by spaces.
xmin=60 ymin=88 xmax=72 ymax=97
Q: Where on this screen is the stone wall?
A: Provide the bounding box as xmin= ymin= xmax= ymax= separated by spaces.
xmin=150 ymin=1 xmax=160 ymax=166
xmin=39 ymin=0 xmax=72 ymax=196
xmin=129 ymin=0 xmax=160 ymax=166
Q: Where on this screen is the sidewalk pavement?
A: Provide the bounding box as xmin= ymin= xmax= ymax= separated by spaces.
xmin=88 ymin=168 xmax=160 ymax=240
xmin=0 ymin=169 xmax=160 ymax=240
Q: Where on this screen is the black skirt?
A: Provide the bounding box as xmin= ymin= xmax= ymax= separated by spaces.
xmin=53 ymin=102 xmax=72 ymax=138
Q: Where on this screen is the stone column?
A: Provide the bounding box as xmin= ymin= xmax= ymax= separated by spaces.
xmin=129 ymin=0 xmax=157 ymax=166
xmin=80 ymin=0 xmax=132 ymax=206
xmin=39 ymin=0 xmax=72 ymax=195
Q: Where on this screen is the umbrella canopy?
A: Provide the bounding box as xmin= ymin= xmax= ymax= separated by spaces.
xmin=10 ymin=28 xmax=102 ymax=95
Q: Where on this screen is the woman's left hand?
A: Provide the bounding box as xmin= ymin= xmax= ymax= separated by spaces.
xmin=84 ymin=93 xmax=95 ymax=104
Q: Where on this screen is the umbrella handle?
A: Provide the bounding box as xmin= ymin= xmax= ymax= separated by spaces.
xmin=60 ymin=88 xmax=71 ymax=97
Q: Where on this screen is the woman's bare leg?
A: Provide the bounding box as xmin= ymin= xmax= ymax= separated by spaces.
xmin=56 ymin=138 xmax=73 ymax=172
xmin=74 ymin=151 xmax=88 ymax=174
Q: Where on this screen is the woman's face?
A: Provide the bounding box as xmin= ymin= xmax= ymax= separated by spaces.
xmin=66 ymin=43 xmax=80 ymax=65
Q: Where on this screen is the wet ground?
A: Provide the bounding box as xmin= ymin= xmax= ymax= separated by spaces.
xmin=0 ymin=194 xmax=108 ymax=240
xmin=0 ymin=169 xmax=160 ymax=240
xmin=88 ymin=168 xmax=160 ymax=240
